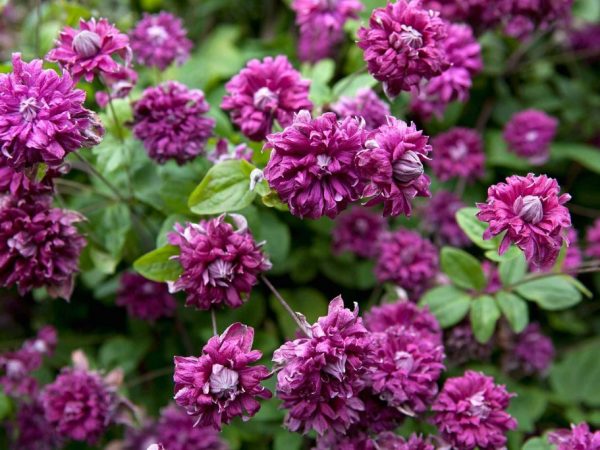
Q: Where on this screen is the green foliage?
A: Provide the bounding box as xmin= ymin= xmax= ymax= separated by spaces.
xmin=133 ymin=245 xmax=182 ymax=282
xmin=470 ymin=295 xmax=501 ymax=343
xmin=455 ymin=207 xmax=497 ymax=250
xmin=515 ymin=275 xmax=583 ymax=310
xmin=441 ymin=247 xmax=486 ymax=290
xmin=420 ymin=286 xmax=471 ymax=328
xmin=496 ymin=292 xmax=529 ymax=333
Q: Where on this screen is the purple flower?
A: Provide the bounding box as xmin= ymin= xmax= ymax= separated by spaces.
xmin=116 ymin=272 xmax=177 ymax=321
xmin=0 ymin=159 xmax=59 ymax=198
xmin=364 ymin=301 xmax=442 ymax=345
xmin=293 ymin=0 xmax=363 ymax=63
xmin=273 ymin=297 xmax=371 ymax=435
xmin=173 ymin=323 xmax=272 ymax=430
xmin=410 ymin=23 xmax=483 ymax=119
xmin=9 ymin=399 xmax=61 ymax=450
xmin=505 ymin=0 xmax=573 ymax=38
xmin=0 ymin=54 xmax=103 ymax=171
xmin=130 ymin=12 xmax=192 ymax=70
xmin=167 ymin=215 xmax=271 ymax=310
xmin=477 ymin=173 xmax=572 ymax=269
xmin=47 ymin=18 xmax=132 ymax=82
xmin=357 ymin=0 xmax=449 ymax=98
xmin=432 ymin=370 xmax=517 ymax=450
xmin=379 ymin=433 xmax=435 ymax=450
xmin=221 ymin=56 xmax=312 ymax=141
xmin=315 ymin=431 xmax=432 ymax=450
xmin=264 ymin=111 xmax=364 ymax=219
xmin=421 ymin=191 xmax=470 ymax=247
xmin=569 ymin=23 xmax=600 ymax=59
xmin=430 ymin=128 xmax=484 ymax=182
xmin=332 ymin=207 xmax=386 ymax=258
xmin=95 ymin=65 xmax=137 ymax=108
xmin=357 ymin=117 xmax=431 ymax=217
xmin=505 ymin=323 xmax=554 ymax=376
xmin=444 ymin=321 xmax=494 ymax=366
xmin=0 ymin=196 xmax=86 ymax=300
xmin=41 ymin=368 xmax=116 ymax=443
xmin=563 ymin=227 xmax=582 ymax=272
xmin=375 ymin=229 xmax=439 ymax=296
xmin=207 ymin=138 xmax=253 ymax=164
xmin=365 ymin=326 xmax=445 ymax=416
xmin=585 ymin=218 xmax=600 ymax=258
xmin=132 ymin=81 xmax=215 ymax=165
xmin=549 ymin=423 xmax=600 ymax=450
xmin=424 ymin=0 xmax=510 ymax=32
xmin=503 ymin=109 xmax=558 ymax=165
xmin=331 ymin=88 xmax=391 ymax=130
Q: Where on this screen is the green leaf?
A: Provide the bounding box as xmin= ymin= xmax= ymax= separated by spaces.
xmin=419 ymin=286 xmax=471 ymax=328
xmin=507 ymin=386 xmax=548 ymax=433
xmin=515 ymin=275 xmax=582 ymax=310
xmin=455 ymin=207 xmax=496 ymax=250
xmin=332 ymin=73 xmax=377 ymax=99
xmin=552 ymin=142 xmax=600 ymax=175
xmin=441 ymin=247 xmax=486 ymax=290
xmin=273 ymin=430 xmax=303 ymax=450
xmin=156 ymin=214 xmax=188 ymax=248
xmin=255 ymin=210 xmax=291 ymax=272
xmin=496 ymin=292 xmax=529 ymax=333
xmin=89 ymin=247 xmax=119 ymax=275
xmin=0 ymin=391 xmax=13 ymax=421
xmin=485 ymin=245 xmax=522 ymax=263
xmin=97 ymin=203 xmax=132 ymax=259
xmin=133 ymin=245 xmax=182 ymax=282
xmin=188 ymin=160 xmax=257 ymax=215
xmin=470 ymin=295 xmax=501 ymax=343
xmin=550 ymin=338 xmax=600 ymax=407
xmin=499 ymin=251 xmax=527 ymax=285
xmin=99 ymin=336 xmax=150 ymax=375
xmin=486 ymin=130 xmax=531 ymax=170
xmin=522 ymin=437 xmax=553 ymax=450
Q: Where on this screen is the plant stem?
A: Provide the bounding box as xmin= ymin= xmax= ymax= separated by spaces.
xmin=73 ymin=152 xmax=129 ymax=202
xmin=261 ymin=275 xmax=311 ymax=337
xmin=211 ymin=309 xmax=218 ymax=336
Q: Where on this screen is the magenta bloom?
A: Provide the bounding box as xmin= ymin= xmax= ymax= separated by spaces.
xmin=264 ymin=111 xmax=364 ymax=219
xmin=432 ymin=370 xmax=517 ymax=450
xmin=410 ymin=23 xmax=482 ymax=119
xmin=430 ymin=128 xmax=484 ymax=182
xmin=357 ymin=117 xmax=431 ymax=217
xmin=585 ymin=218 xmax=600 ymax=258
xmin=167 ymin=215 xmax=271 ymax=310
xmin=207 ymin=139 xmax=253 ymax=164
xmin=364 ymin=301 xmax=442 ymax=345
xmin=506 ymin=323 xmax=554 ymax=376
xmin=477 ymin=173 xmax=571 ymax=269
xmin=47 ymin=18 xmax=132 ymax=82
xmin=0 ymin=196 xmax=86 ymax=300
xmin=293 ymin=0 xmax=363 ymax=62
xmin=41 ymin=368 xmax=115 ymax=443
xmin=331 ymin=88 xmax=391 ymax=130
xmin=222 ymin=56 xmax=312 ymax=141
xmin=273 ymin=297 xmax=371 ymax=435
xmin=549 ymin=423 xmax=600 ymax=450
xmin=0 ymin=159 xmax=58 ymax=198
xmin=365 ymin=327 xmax=445 ymax=416
xmin=421 ymin=191 xmax=470 ymax=247
xmin=116 ymin=272 xmax=177 ymax=321
xmin=130 ymin=12 xmax=192 ymax=70
xmin=424 ymin=0 xmax=510 ymax=32
xmin=505 ymin=0 xmax=573 ymax=38
xmin=375 ymin=229 xmax=439 ymax=296
xmin=357 ymin=0 xmax=449 ymax=98
xmin=0 ymin=54 xmax=103 ymax=171
xmin=569 ymin=23 xmax=600 ymax=58
xmin=132 ymin=81 xmax=215 ymax=165
xmin=173 ymin=323 xmax=272 ymax=430
xmin=445 ymin=321 xmax=494 ymax=366
xmin=503 ymin=109 xmax=558 ymax=165
xmin=332 ymin=207 xmax=386 ymax=258
xmin=10 ymin=400 xmax=61 ymax=450
xmin=379 ymin=433 xmax=434 ymax=450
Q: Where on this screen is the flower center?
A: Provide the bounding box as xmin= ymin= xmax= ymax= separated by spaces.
xmin=514 ymin=195 xmax=544 ymax=224
xmin=468 ymin=391 xmax=491 ymax=419
xmin=6 ymin=360 xmax=25 ymax=377
xmin=207 ymin=259 xmax=234 ymax=287
xmin=253 ymin=87 xmax=279 ymax=111
xmin=64 ymin=401 xmax=84 ymax=419
xmin=525 ymin=130 xmax=539 ymax=142
xmin=209 ymin=364 xmax=239 ymax=398
xmin=317 ymin=154 xmax=332 ymax=169
xmin=323 ymin=355 xmax=347 ymax=381
xmin=19 ymin=97 xmax=40 ymax=121
xmin=355 ymin=218 xmax=369 ymax=234
xmin=72 ymin=30 xmax=102 ymax=58
xmin=146 ymin=25 xmax=168 ymax=43
xmin=449 ymin=141 xmax=468 ymax=160
xmin=394 ymin=351 xmax=414 ymax=372
xmin=392 ymin=151 xmax=424 ymax=183
xmin=390 ymin=25 xmax=423 ymax=50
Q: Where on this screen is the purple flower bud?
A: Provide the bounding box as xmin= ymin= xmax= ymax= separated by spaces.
xmin=392 ymin=151 xmax=424 ymax=184
xmin=72 ymin=30 xmax=102 ymax=57
xmin=549 ymin=422 xmax=600 ymax=450
xmin=514 ymin=195 xmax=544 ymax=224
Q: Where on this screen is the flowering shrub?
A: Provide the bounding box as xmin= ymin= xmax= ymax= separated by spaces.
xmin=1 ymin=1 xmax=600 ymax=449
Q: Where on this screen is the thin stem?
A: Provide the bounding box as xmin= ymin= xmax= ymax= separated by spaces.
xmin=125 ymin=366 xmax=172 ymax=388
xmin=505 ymin=264 xmax=600 ymax=291
xmin=261 ymin=275 xmax=311 ymax=337
xmin=211 ymin=309 xmax=218 ymax=336
xmin=73 ymin=152 xmax=129 ymax=202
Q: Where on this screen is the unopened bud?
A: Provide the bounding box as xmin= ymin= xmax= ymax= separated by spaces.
xmin=514 ymin=195 xmax=544 ymax=224
xmin=392 ymin=151 xmax=424 ymax=183
xmin=72 ymin=30 xmax=102 ymax=58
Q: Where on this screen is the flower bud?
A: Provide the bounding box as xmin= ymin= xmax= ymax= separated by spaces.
xmin=253 ymin=87 xmax=279 ymax=111
xmin=514 ymin=195 xmax=544 ymax=224
xmin=72 ymin=30 xmax=102 ymax=58
xmin=392 ymin=150 xmax=424 ymax=183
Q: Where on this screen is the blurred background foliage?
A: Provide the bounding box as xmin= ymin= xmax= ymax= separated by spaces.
xmin=1 ymin=0 xmax=600 ymax=449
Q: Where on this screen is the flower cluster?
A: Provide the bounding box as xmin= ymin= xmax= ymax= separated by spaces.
xmin=477 ymin=173 xmax=571 ymax=269
xmin=432 ymin=370 xmax=517 ymax=450
xmin=9 ymin=399 xmax=61 ymax=450
xmin=504 ymin=323 xmax=555 ymax=376
xmin=549 ymin=422 xmax=600 ymax=450
xmin=505 ymin=0 xmax=573 ymax=38
xmin=292 ymin=0 xmax=363 ymax=62
xmin=375 ymin=229 xmax=439 ymax=296
xmin=173 ymin=323 xmax=272 ymax=429
xmin=330 ymin=88 xmax=390 ymax=130
xmin=222 ymin=56 xmax=312 ymax=141
xmin=0 ymin=54 xmax=103 ymax=171
xmin=47 ymin=18 xmax=132 ymax=82
xmin=129 ymin=12 xmax=192 ymax=70
xmin=358 ymin=0 xmax=449 ymax=98
xmin=167 ymin=214 xmax=271 ymax=310
xmin=116 ymin=272 xmax=177 ymax=321
xmin=421 ymin=191 xmax=470 ymax=247
xmin=273 ymin=297 xmax=371 ymax=435
xmin=332 ymin=207 xmax=386 ymax=258
xmin=132 ymin=81 xmax=215 ymax=164
xmin=429 ymin=127 xmax=484 ymax=182
xmin=503 ymin=109 xmax=558 ymax=165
